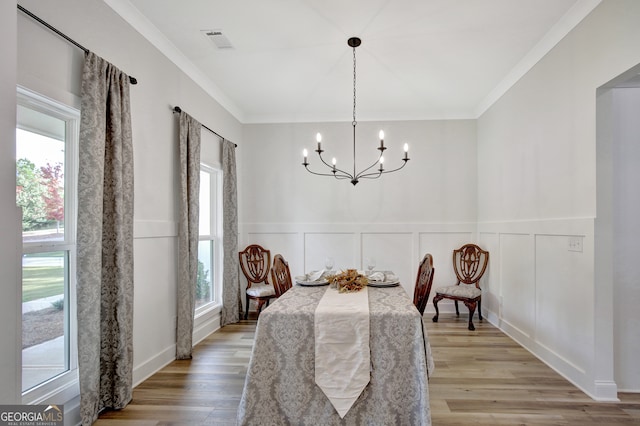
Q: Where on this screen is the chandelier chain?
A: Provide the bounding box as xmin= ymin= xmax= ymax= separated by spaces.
xmin=352 ymin=45 xmax=357 ymax=126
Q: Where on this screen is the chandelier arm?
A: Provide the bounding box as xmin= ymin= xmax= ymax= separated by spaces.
xmin=316 ymin=151 xmax=356 ymax=179
xmin=303 ymin=165 xmax=350 ymax=179
xmin=315 ymin=150 xmax=336 ymax=169
xmin=358 ymin=159 xmax=410 ymax=180
xmin=358 ymin=173 xmax=384 ymax=180
xmin=376 ymin=159 xmax=410 ymax=174
xmin=353 ymin=152 xmax=385 ymax=180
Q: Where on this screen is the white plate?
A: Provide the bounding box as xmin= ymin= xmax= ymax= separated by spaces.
xmin=367 ymin=279 xmax=400 ymax=287
xmin=295 ymin=276 xmax=329 ymax=286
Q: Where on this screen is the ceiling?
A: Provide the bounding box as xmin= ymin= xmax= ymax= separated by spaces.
xmin=108 ymin=0 xmax=600 ymax=123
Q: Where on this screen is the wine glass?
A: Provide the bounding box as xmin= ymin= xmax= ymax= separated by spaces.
xmin=324 ymin=257 xmax=334 ymax=273
xmin=365 ymin=257 xmax=376 ymax=276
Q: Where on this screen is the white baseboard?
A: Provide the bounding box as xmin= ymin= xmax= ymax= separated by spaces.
xmin=65 ymin=395 xmax=80 ymax=426
xmin=132 ymin=344 xmax=176 ymax=388
xmin=193 ymin=311 xmax=221 ymax=345
xmin=592 ymin=380 xmax=619 ymax=401
xmin=484 ymin=308 xmax=620 ymax=402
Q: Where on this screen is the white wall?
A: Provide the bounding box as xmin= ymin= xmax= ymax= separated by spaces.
xmin=0 ymin=0 xmax=21 ymax=405
xmin=477 ymin=0 xmax=640 ymax=400
xmin=240 ymin=119 xmax=479 ymax=305
xmin=11 ymin=0 xmax=242 ymax=420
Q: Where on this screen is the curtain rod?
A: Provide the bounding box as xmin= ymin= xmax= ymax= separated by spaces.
xmin=17 ymin=4 xmax=138 ymax=85
xmin=173 ymin=106 xmax=237 ymax=147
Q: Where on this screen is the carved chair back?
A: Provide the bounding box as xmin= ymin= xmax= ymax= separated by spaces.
xmin=413 ymin=253 xmax=435 ymax=315
xmin=453 ymin=244 xmax=489 ymax=289
xmin=239 ymin=244 xmax=271 ymax=288
xmin=271 ymin=254 xmax=293 ymax=298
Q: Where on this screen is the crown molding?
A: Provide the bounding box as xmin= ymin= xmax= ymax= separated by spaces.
xmin=474 ymin=0 xmax=602 ymax=118
xmin=103 ymin=0 xmax=245 ymax=122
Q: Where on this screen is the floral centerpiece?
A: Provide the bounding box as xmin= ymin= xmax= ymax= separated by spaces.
xmin=325 ymin=269 xmax=368 ymax=293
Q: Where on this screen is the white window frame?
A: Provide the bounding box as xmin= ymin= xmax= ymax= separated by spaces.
xmin=195 ymin=163 xmax=223 ymax=318
xmin=17 ymin=86 xmax=80 ymax=404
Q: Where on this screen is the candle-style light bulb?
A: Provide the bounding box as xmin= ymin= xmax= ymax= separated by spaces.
xmin=379 ymin=130 xmax=385 ymax=149
xmin=316 ymin=133 xmax=322 ymax=151
xmin=303 ymin=148 xmax=308 ymax=164
xmin=379 ymin=155 xmax=385 ymax=171
xmin=331 ymin=157 xmax=336 ymax=171
xmin=403 ymin=143 xmax=409 ymax=160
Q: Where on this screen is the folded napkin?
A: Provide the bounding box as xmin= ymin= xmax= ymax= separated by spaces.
xmin=306 ymin=269 xmax=325 ymax=281
xmin=315 ymin=286 xmax=370 ymax=418
xmin=368 ymin=271 xmax=385 ymax=282
xmin=367 ymin=271 xmax=398 ymax=282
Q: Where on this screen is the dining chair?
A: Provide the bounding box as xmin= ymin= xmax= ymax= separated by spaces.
xmin=413 ymin=253 xmax=435 ymax=316
xmin=432 ymin=243 xmax=489 ymax=330
xmin=239 ymin=244 xmax=275 ymax=320
xmin=271 ymin=254 xmax=293 ymax=298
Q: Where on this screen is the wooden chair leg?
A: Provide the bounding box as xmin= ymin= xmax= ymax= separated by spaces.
xmin=454 ymin=300 xmax=460 ymax=316
xmin=478 ymin=298 xmax=483 ymax=321
xmin=255 ymin=298 xmax=267 ymax=319
xmin=245 ymin=295 xmax=250 ymax=320
xmin=432 ymin=294 xmax=443 ymax=322
xmin=463 ymin=300 xmax=477 ymax=331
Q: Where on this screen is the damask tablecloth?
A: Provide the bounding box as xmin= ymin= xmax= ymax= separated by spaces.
xmin=236 ymin=285 xmax=435 ymax=425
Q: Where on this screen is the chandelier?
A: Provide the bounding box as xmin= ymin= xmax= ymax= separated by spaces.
xmin=302 ymin=37 xmax=409 ymax=186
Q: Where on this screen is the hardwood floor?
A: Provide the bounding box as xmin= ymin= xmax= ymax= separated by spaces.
xmin=94 ymin=314 xmax=640 ymax=425
xmin=427 ymin=315 xmax=640 ymax=425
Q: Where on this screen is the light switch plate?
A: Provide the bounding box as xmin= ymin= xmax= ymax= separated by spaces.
xmin=568 ymin=236 xmax=583 ymax=252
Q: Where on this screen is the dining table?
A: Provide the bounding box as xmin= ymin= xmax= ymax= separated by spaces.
xmin=236 ymin=273 xmax=435 ymax=425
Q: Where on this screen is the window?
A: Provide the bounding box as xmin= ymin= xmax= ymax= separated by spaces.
xmin=196 ymin=164 xmax=222 ymax=314
xmin=16 ymin=87 xmax=78 ymax=401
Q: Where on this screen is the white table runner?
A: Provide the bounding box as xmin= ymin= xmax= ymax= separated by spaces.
xmin=314 ymin=286 xmax=370 ymax=418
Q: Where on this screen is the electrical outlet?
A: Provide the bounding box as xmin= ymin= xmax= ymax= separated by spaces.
xmin=568 ymin=236 xmax=583 ymax=252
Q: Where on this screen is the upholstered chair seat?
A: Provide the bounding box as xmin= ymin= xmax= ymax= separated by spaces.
xmin=434 ymin=284 xmax=481 ymax=299
xmin=246 ymin=283 xmax=276 ymax=298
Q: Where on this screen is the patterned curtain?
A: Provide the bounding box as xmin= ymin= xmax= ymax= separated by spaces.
xmin=221 ymin=139 xmax=241 ymax=326
xmin=77 ymin=52 xmax=134 ymax=426
xmin=176 ymin=112 xmax=202 ymax=359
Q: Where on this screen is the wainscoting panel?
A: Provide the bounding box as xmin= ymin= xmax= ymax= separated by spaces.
xmin=134 ymin=220 xmax=176 ymax=239
xmin=535 ymin=234 xmax=591 ymax=373
xmin=361 ymin=232 xmax=413 ymax=294
xmin=478 ymin=218 xmax=598 ymax=399
xmin=132 ymin=236 xmax=179 ymax=384
xmin=242 ymin=223 xmax=477 ymax=314
xmin=305 ymin=232 xmax=358 ymax=273
xmin=500 ymin=233 xmax=535 ymax=338
xmin=478 ymin=232 xmax=500 ymax=317
xmin=418 ymin=232 xmax=475 ymax=287
xmin=240 ymin=224 xmax=483 ymax=322
xmin=417 ymin=232 xmax=475 ymax=311
xmin=244 ymin=232 xmax=303 ymax=276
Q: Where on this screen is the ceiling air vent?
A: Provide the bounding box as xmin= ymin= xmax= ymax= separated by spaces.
xmin=202 ymin=30 xmax=233 ymax=49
